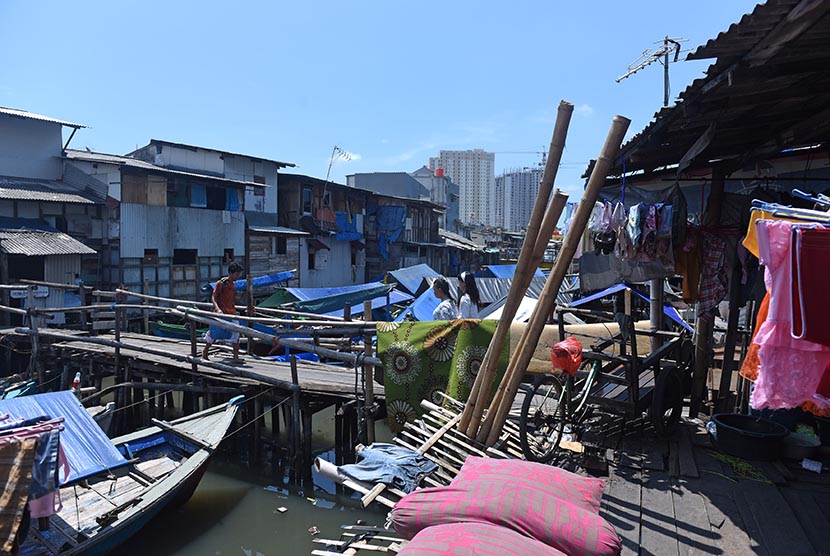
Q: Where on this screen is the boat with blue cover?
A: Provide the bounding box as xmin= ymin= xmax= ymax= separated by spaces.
xmin=0 ymin=391 xmax=243 ymax=556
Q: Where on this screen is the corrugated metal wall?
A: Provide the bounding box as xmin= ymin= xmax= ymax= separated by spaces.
xmin=40 ymin=255 xmax=81 ymax=325
xmin=120 ymin=204 xmax=245 ymax=258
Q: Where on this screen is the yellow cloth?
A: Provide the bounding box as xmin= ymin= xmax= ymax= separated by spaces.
xmin=742 ymin=209 xmax=800 ymax=258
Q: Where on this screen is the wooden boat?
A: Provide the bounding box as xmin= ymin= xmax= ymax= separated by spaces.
xmin=149 ymin=320 xmax=206 ymax=340
xmin=19 ymin=396 xmax=243 ymax=556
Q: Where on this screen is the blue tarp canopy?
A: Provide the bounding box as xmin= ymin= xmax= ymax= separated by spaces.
xmin=394 ymin=287 xmax=440 ymax=322
xmin=384 ymin=264 xmax=441 ymax=296
xmin=277 ymin=282 xmax=402 ymax=315
xmin=569 ymin=283 xmax=693 ymax=333
xmin=477 ymin=264 xmax=544 ymax=279
xmin=322 ymin=289 xmax=413 ymax=318
xmin=208 ymin=271 xmax=294 ymax=292
xmin=0 ymin=391 xmax=129 ymax=484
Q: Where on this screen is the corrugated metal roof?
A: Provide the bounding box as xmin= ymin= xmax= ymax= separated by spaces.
xmin=142 ymin=139 xmax=295 ymax=169
xmin=0 ymin=230 xmax=97 ymax=256
xmin=0 ymin=177 xmax=96 ymax=204
xmin=65 ymin=150 xmax=267 ymax=188
xmin=245 ymin=211 xmax=308 ymax=235
xmin=607 ymin=0 xmax=830 ymax=176
xmin=0 ymin=107 xmax=85 ymax=128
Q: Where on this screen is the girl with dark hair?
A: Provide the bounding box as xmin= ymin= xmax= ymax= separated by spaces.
xmin=432 ymin=277 xmax=459 ymax=320
xmin=457 ymin=271 xmax=481 ymax=319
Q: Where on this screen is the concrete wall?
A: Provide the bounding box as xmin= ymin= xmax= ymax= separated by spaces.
xmin=0 ymin=115 xmax=63 ymax=180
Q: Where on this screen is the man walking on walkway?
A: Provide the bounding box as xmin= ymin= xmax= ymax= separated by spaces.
xmin=203 ymin=262 xmax=243 ymax=362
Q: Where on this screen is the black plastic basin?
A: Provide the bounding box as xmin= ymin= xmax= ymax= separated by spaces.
xmin=711 ymin=413 xmax=788 ymax=461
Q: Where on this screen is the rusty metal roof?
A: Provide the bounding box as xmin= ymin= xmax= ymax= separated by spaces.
xmin=0 ymin=230 xmax=97 ymax=256
xmin=0 ymin=107 xmax=85 ymax=128
xmin=610 ymin=0 xmax=830 ymax=177
xmin=0 ymin=177 xmax=97 ymax=204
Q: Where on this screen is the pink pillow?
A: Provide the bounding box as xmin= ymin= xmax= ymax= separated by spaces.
xmin=453 ymin=456 xmax=606 ymax=511
xmin=398 ymin=522 xmax=566 ymax=556
xmin=391 ymin=481 xmax=621 ymax=556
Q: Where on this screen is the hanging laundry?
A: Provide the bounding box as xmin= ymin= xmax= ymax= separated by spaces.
xmin=696 ymin=233 xmax=728 ymax=321
xmin=739 ymin=291 xmax=770 ymax=382
xmin=751 ymin=220 xmax=830 ymax=410
xmin=791 ymin=226 xmax=830 ymax=346
xmin=674 ymin=230 xmax=702 ymax=304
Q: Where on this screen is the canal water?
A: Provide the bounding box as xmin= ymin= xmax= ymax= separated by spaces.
xmin=121 ymin=408 xmax=393 ymax=556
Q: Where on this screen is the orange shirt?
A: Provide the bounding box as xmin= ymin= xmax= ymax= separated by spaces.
xmin=213 ymin=278 xmax=237 ymax=315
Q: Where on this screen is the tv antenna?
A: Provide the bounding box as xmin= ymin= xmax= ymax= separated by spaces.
xmin=616 ymin=36 xmax=688 ymax=107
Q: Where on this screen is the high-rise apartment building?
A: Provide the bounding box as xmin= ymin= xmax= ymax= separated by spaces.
xmin=496 ymin=167 xmax=543 ymax=231
xmin=429 ymin=149 xmax=495 ymax=226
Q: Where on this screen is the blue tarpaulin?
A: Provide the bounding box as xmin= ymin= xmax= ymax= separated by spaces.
xmin=569 ymin=283 xmax=693 ymax=333
xmin=375 ymin=205 xmax=406 ymax=259
xmin=0 ymin=391 xmax=129 ymax=484
xmin=190 ymin=183 xmax=207 ymax=208
xmin=322 ymin=289 xmax=414 ymax=318
xmin=395 ymin=288 xmax=441 ymax=322
xmin=226 ymin=188 xmax=239 ymax=211
xmin=335 ymin=211 xmax=363 ymax=241
xmin=289 ymin=283 xmax=397 ymax=314
xmin=208 ymin=271 xmax=294 ymax=292
xmin=477 ymin=264 xmax=544 ymax=279
xmin=385 ymin=264 xmax=441 ymax=296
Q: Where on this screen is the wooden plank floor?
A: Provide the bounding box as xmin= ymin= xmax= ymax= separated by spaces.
xmin=2 ymin=328 xmax=386 ymax=399
xmin=592 ymin=418 xmax=830 ymax=556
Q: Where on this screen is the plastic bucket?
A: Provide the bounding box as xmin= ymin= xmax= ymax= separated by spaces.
xmin=711 ymin=413 xmax=788 ymax=461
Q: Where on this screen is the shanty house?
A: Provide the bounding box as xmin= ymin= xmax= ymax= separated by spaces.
xmin=278 ymin=173 xmax=370 ymax=287
xmin=0 ymin=107 xmax=105 ymax=323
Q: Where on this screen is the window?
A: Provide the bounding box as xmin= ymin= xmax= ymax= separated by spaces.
xmin=322 ymin=190 xmax=331 ymax=209
xmin=143 ymin=248 xmax=159 ymax=265
xmin=308 ymin=249 xmax=316 ymax=270
xmin=276 ymin=237 xmax=287 ymax=255
xmin=302 ymin=188 xmax=313 ymax=215
xmin=173 ymin=249 xmax=197 ymax=265
xmin=206 ymin=187 xmax=225 ymax=210
xmin=224 ymin=249 xmax=234 ymax=264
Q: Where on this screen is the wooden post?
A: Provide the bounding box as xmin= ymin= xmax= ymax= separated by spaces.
xmin=302 ymin=401 xmax=313 ymax=479
xmin=290 ymin=355 xmax=301 ymax=472
xmin=0 ymin=255 xmax=9 ymax=328
xmin=363 ymin=300 xmax=375 ymax=444
xmin=113 ymin=306 xmax=123 ymax=432
xmin=254 ymin=394 xmax=263 ymax=463
xmin=143 ymin=278 xmax=150 ymax=335
xmin=460 ymin=100 xmax=575 ymax=438
xmin=480 ymin=114 xmax=632 ymax=446
xmin=690 ymin=169 xmax=725 ymax=416
xmin=246 ymin=274 xmax=254 ymax=355
xmin=716 ymin=258 xmax=743 ymax=412
xmin=343 ymin=302 xmax=351 ymax=322
xmin=78 ymin=283 xmax=88 ymax=332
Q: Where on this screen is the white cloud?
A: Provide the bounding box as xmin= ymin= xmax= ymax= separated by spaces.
xmin=575 ymin=103 xmax=593 ymax=117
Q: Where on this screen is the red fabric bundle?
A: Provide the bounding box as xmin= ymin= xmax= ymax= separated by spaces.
xmin=551 ymin=337 xmax=583 ymax=376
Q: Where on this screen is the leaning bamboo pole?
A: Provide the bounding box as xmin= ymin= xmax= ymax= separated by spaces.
xmin=171 ymin=307 xmax=383 ymax=368
xmin=459 ymin=100 xmax=574 ymax=438
xmin=479 ymin=114 xmax=631 ymax=446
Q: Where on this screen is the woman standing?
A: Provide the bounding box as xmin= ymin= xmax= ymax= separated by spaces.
xmin=457 ymin=271 xmax=481 ymax=319
xmin=432 ymin=277 xmax=459 ymax=320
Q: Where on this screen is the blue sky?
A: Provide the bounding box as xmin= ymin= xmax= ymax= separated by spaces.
xmin=1 ymin=1 xmax=754 ymax=199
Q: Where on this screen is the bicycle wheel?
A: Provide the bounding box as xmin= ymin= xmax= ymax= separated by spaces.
xmin=520 ymin=374 xmax=566 ymax=462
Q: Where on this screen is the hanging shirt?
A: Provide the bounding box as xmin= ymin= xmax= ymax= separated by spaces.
xmin=741 ymin=208 xmax=800 ymax=258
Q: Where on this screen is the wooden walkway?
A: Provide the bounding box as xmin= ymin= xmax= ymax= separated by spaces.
xmin=584 ymin=415 xmax=830 ymax=556
xmin=2 ymin=328 xmax=383 ymax=399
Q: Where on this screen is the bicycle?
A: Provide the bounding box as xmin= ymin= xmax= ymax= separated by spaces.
xmin=518 ymin=306 xmax=692 ymax=463
xmin=519 ymin=358 xmax=600 ymax=463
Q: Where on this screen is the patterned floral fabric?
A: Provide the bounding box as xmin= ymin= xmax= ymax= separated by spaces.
xmin=378 ymin=319 xmax=509 ymax=432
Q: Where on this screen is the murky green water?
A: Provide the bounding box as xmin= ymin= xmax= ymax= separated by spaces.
xmin=120 ymin=407 xmax=393 ymax=556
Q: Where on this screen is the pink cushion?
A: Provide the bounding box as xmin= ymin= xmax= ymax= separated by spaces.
xmin=453 ymin=456 xmax=605 ymax=511
xmin=391 ymin=480 xmax=621 ymax=556
xmin=398 ymin=522 xmax=566 ymax=556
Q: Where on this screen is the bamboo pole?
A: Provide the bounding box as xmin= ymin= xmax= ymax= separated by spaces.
xmin=363 ymin=300 xmax=375 ymax=444
xmin=170 ymin=308 xmax=384 ymax=368
xmin=105 ymin=288 xmax=348 ymax=322
xmin=459 ymin=100 xmax=575 ymax=438
xmin=479 ymin=114 xmax=632 ymax=446
xmin=13 ymin=327 xmax=301 ymax=392
xmin=173 ymin=304 xmax=375 ymax=328
xmin=472 ymin=190 xmax=568 ymax=426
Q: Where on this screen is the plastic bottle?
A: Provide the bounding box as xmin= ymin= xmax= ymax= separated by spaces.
xmin=72 ymin=372 xmax=81 ymax=390
xmin=802 ymin=458 xmax=822 ymax=473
